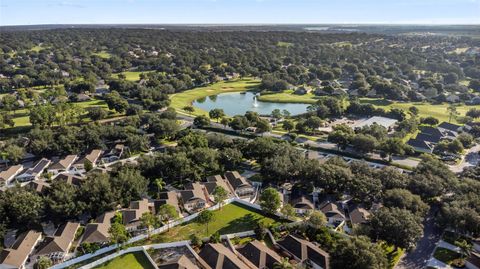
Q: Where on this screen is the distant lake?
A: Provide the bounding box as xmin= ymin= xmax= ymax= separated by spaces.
xmin=193 ymin=91 xmax=310 ymax=116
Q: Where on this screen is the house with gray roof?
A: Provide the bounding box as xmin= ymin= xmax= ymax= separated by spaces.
xmin=224 ymin=171 xmax=255 ymax=198
xmin=15 ymin=158 xmax=51 ymax=182
xmin=0 ymin=230 xmax=42 ymax=269
xmin=34 ymin=222 xmax=80 ymax=263
xmin=198 ymin=243 xmax=254 ymax=269
xmin=237 ymin=240 xmax=282 ymax=269
xmin=0 ymin=165 xmax=24 ymax=187
xmin=276 ymin=234 xmax=329 ymax=269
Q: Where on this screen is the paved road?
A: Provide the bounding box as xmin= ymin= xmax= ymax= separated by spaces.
xmin=449 ymin=144 xmax=480 ymax=173
xmin=395 ymin=207 xmax=442 ymax=269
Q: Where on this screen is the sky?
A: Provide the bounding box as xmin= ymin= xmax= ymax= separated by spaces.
xmin=1 ymin=0 xmax=479 ymax=26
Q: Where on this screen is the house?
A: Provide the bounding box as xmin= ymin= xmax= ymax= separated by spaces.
xmin=204 ymin=174 xmax=234 ymax=201
xmin=153 ymin=191 xmax=181 ymax=216
xmin=81 ymin=211 xmax=116 ymax=244
xmin=353 ymin=116 xmax=398 ymax=131
xmin=438 ymin=122 xmax=462 ymax=138
xmin=225 ymin=171 xmax=255 ymax=197
xmin=320 ymin=203 xmax=346 ymax=229
xmin=121 ymin=199 xmax=150 ymax=231
xmin=102 ymin=144 xmax=125 ymax=163
xmin=199 ymin=243 xmax=254 ymax=269
xmin=180 ymin=182 xmax=209 ymax=213
xmin=237 ymin=240 xmax=283 ymax=269
xmin=0 ymin=165 xmax=24 ymax=187
xmin=54 ymin=172 xmax=85 ymax=186
xmin=34 ymin=222 xmax=80 ymax=263
xmin=348 ymin=205 xmax=371 ymax=226
xmin=26 ymin=180 xmax=50 ymax=193
xmin=73 ymin=149 xmax=103 ymax=170
xmin=158 ymin=255 xmax=200 ymax=269
xmin=15 ymin=158 xmax=51 ymax=182
xmin=0 ymin=230 xmax=42 ymax=269
xmin=291 ymin=196 xmax=315 ymax=214
xmin=276 ymin=234 xmax=330 ymax=269
xmin=47 ymin=155 xmax=77 ymax=175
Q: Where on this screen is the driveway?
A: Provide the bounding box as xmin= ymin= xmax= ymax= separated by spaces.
xmin=449 ymin=144 xmax=480 ymax=173
xmin=396 ymin=207 xmax=442 ymax=269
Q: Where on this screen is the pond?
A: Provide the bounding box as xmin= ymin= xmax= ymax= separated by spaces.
xmin=193 ymin=91 xmax=310 ymax=116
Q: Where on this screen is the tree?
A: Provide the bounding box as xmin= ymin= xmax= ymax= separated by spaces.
xmin=183 ymin=105 xmax=195 ymax=114
xmin=332 ymin=236 xmax=388 ymax=269
xmin=220 ymin=117 xmax=230 ymax=128
xmin=190 ymin=234 xmax=203 ymax=248
xmin=3 ymin=187 xmax=44 ymax=227
xmin=209 ymin=108 xmax=225 ymax=122
xmin=2 ymin=144 xmax=25 ymax=164
xmin=273 ymin=257 xmax=293 ymax=269
xmin=229 ymin=115 xmax=250 ymax=131
xmin=104 ymin=91 xmax=128 ymax=113
xmin=111 ymin=168 xmax=148 ymax=206
xmin=444 ymin=72 xmax=459 ymax=84
xmin=280 ymin=204 xmax=296 ymax=220
xmin=447 ymin=104 xmax=460 ymax=123
xmin=408 ymin=106 xmax=419 ymax=117
xmin=108 ymin=222 xmax=129 ymax=246
xmin=305 ymin=116 xmax=323 ymax=134
xmin=213 ymin=186 xmax=228 ymax=208
xmin=421 ymin=116 xmax=439 ymax=126
xmin=197 ymin=210 xmax=214 ymax=234
xmin=87 ymin=107 xmax=108 ymax=121
xmin=259 ymin=187 xmax=281 ymax=215
xmin=457 ymin=133 xmax=474 ymax=148
xmin=380 ymin=138 xmax=406 ymax=162
xmin=271 ymin=109 xmax=282 ymax=120
xmin=35 ymin=256 xmax=52 ymax=269
xmin=308 ymin=210 xmax=327 ymax=228
xmin=351 ymin=134 xmax=377 ymax=154
xmin=154 ymin=178 xmax=166 ymax=199
xmin=383 ymin=189 xmax=429 ymax=217
xmin=282 ymin=120 xmax=295 ymax=132
xmin=456 ymin=239 xmax=473 ymax=259
xmin=370 ymin=207 xmax=423 ymax=250
xmin=193 ymin=115 xmax=210 ymax=127
xmin=140 ymin=212 xmax=158 ymax=239
xmin=158 ymin=204 xmax=178 ymax=230
xmin=84 ymin=160 xmax=93 ymax=172
xmin=256 ymin=118 xmax=272 ymax=134
xmin=45 ymin=181 xmax=82 ymax=222
xmin=78 ymin=173 xmax=118 ymax=217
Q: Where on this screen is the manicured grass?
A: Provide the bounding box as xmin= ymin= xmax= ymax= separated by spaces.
xmin=277 ymin=41 xmax=294 ymax=47
xmin=380 ymin=242 xmax=404 ymax=269
xmin=257 ymin=90 xmax=319 ymax=104
xmin=359 ymin=98 xmax=479 ymax=124
xmin=94 ymin=252 xmax=155 ymax=269
xmin=112 ymin=71 xmax=155 ymax=81
xmin=30 ymin=45 xmax=47 ymax=52
xmin=92 ymin=51 xmax=112 ymax=59
xmin=169 ymin=77 xmax=260 ymax=116
xmin=8 ymin=99 xmax=111 ymax=128
xmin=433 ymin=247 xmax=462 ymax=265
xmin=135 ymin=202 xmax=285 ymax=245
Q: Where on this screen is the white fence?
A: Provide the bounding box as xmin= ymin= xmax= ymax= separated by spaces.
xmin=52 ymin=197 xmax=281 ymax=269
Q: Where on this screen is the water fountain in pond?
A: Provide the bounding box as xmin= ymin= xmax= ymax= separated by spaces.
xmin=253 ymin=95 xmax=259 ymax=108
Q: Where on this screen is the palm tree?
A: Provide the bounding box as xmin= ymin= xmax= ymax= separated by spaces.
xmin=274 ymin=257 xmax=293 ymax=269
xmin=456 ymin=239 xmax=473 ymax=259
xmin=155 ymin=178 xmax=166 ymax=198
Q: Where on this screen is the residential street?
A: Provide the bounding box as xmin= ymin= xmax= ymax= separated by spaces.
xmin=395 ymin=207 xmax=442 ymax=269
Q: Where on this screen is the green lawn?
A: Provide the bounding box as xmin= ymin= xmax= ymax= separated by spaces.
xmin=30 ymin=45 xmax=48 ymax=52
xmin=94 ymin=252 xmax=155 ymax=269
xmin=92 ymin=51 xmax=112 ymax=59
xmin=257 ymin=90 xmax=319 ymax=104
xmin=112 ymin=71 xmax=155 ymax=81
xmin=169 ymin=77 xmax=260 ymax=116
xmin=277 ymin=41 xmax=294 ymax=47
xmin=135 ymin=202 xmax=285 ymax=245
xmin=359 ymin=98 xmax=479 ymax=124
xmin=433 ymin=247 xmax=462 ymax=265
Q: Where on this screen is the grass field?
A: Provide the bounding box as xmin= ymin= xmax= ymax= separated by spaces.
xmin=170 ymin=77 xmax=260 ymax=116
xmin=94 ymin=252 xmax=155 ymax=269
xmin=92 ymin=51 xmax=112 ymax=59
xmin=112 ymin=71 xmax=155 ymax=81
xmin=135 ymin=202 xmax=284 ymax=245
xmin=277 ymin=41 xmax=294 ymax=47
xmin=8 ymin=99 xmax=111 ymax=128
xmin=257 ymin=90 xmax=319 ymax=104
xmin=359 ymin=98 xmax=479 ymax=124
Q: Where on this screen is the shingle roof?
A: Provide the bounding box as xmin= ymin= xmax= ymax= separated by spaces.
xmin=291 ymin=196 xmax=314 ymax=210
xmin=237 ymin=240 xmax=282 ymax=269
xmin=27 ymin=180 xmax=50 ymax=193
xmin=180 ymin=182 xmax=207 ymax=203
xmin=76 ymin=149 xmax=102 ymax=166
xmin=320 ymin=203 xmax=346 ymax=220
xmin=277 ymin=235 xmax=329 ymax=269
xmin=158 ymin=255 xmax=200 ymax=269
xmin=154 ymin=191 xmax=180 ymax=214
xmin=36 ymin=222 xmax=80 ymax=256
xmin=55 ymin=173 xmax=85 ymax=186
xmin=0 ymin=230 xmax=42 ymax=268
xmin=82 ymin=211 xmax=115 ymax=244
xmin=198 ymin=243 xmax=253 ymax=269
xmin=121 ymin=199 xmax=150 ymax=225
xmin=204 ymin=175 xmax=234 ymax=196
xmin=224 ymin=171 xmax=252 ymax=191
xmin=438 ymin=122 xmax=462 ymax=132
xmin=349 ymin=206 xmax=371 ymax=225
xmin=0 ymin=165 xmax=23 ymax=182
xmin=48 ymin=155 xmax=77 ymax=170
